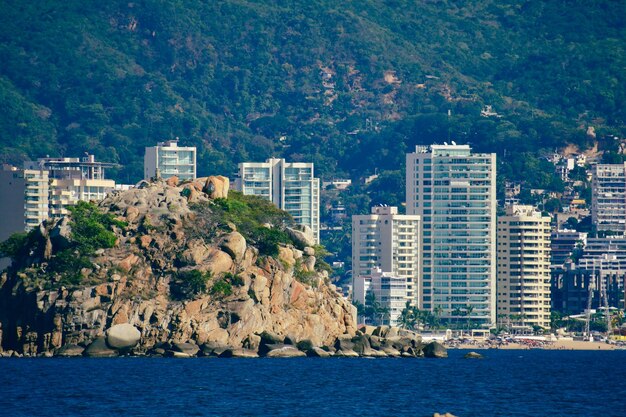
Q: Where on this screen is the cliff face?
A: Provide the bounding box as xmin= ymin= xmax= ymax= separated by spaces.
xmin=0 ymin=177 xmax=357 ymax=356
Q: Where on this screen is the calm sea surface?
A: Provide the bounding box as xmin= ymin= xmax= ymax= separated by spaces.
xmin=1 ymin=350 xmax=624 ymax=417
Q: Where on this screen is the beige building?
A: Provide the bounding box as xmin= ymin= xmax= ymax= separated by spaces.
xmin=24 ymin=155 xmax=116 ymax=219
xmin=497 ymin=205 xmax=552 ymax=330
xmin=352 ymin=206 xmax=421 ymax=306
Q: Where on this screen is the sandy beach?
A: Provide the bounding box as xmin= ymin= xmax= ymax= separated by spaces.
xmin=451 ymin=339 xmax=617 ymax=351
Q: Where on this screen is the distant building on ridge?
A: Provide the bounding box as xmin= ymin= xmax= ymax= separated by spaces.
xmin=235 ymin=158 xmax=320 ymax=244
xmin=144 ymin=140 xmax=196 ymax=181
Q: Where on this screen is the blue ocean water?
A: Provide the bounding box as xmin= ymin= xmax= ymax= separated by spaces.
xmin=0 ymin=349 xmax=624 ymax=417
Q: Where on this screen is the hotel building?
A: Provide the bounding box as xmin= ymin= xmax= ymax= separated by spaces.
xmin=406 ymin=143 xmax=497 ymax=326
xmin=352 ymin=206 xmax=421 ymax=305
xmin=236 ymin=158 xmax=320 ymax=243
xmin=497 ymin=205 xmax=552 ymax=329
xmin=144 ymin=140 xmax=196 ymax=181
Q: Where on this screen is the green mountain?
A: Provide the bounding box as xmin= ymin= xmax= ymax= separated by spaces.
xmin=1 ymin=0 xmax=625 ymax=186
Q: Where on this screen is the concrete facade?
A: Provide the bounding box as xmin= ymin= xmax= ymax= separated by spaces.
xmin=592 ymin=163 xmax=626 ymax=233
xmin=352 ymin=206 xmax=421 ymax=306
xmin=236 ymin=158 xmax=320 ymax=243
xmin=353 ymin=268 xmax=409 ymax=326
xmin=497 ymin=205 xmax=552 ymax=329
xmin=406 ymin=143 xmax=496 ymax=326
xmin=144 ymin=140 xmax=196 ymax=181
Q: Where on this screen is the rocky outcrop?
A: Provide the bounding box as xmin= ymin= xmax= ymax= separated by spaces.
xmin=0 ymin=178 xmax=446 ymax=359
xmin=0 ymin=178 xmax=357 ymax=357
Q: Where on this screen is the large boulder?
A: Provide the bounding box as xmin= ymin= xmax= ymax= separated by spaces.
xmin=85 ymin=337 xmax=118 ymax=358
xmin=265 ymin=345 xmax=307 ymax=358
xmin=351 ymin=334 xmax=372 ymax=355
xmin=106 ymin=323 xmax=141 ymax=349
xmin=49 ymin=217 xmax=72 ymax=251
xmin=306 ymin=347 xmax=331 ymax=358
xmin=285 ymin=225 xmax=315 ymax=248
xmin=219 ymin=232 xmax=247 ymax=262
xmin=423 ymin=341 xmax=448 ymax=358
xmin=56 ymin=344 xmax=84 ymax=357
xmin=334 ymin=335 xmax=355 ymax=352
xmin=203 ymin=176 xmax=229 ymax=199
xmin=172 ymin=342 xmax=200 ymax=356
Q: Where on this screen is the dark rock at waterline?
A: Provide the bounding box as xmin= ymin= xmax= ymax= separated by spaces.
xmin=423 ymin=341 xmax=448 ymax=358
xmin=85 ymin=337 xmax=118 ymax=357
xmin=464 ymin=351 xmax=484 ymax=359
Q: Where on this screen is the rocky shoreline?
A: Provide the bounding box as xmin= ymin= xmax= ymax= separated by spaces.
xmin=0 ymin=324 xmax=447 ymax=359
xmin=0 ymin=177 xmax=447 ymax=360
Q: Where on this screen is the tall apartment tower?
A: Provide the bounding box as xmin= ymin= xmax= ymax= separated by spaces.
xmin=236 ymin=158 xmax=320 ymax=243
xmin=406 ymin=143 xmax=497 ymax=326
xmin=352 ymin=206 xmax=421 ymax=306
xmin=592 ymin=163 xmax=626 ymax=234
xmin=0 ymin=165 xmax=49 ymax=240
xmin=497 ymin=205 xmax=552 ymax=330
xmin=144 ymin=140 xmax=197 ymax=181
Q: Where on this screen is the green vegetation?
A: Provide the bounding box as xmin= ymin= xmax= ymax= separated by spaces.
xmin=210 ymin=278 xmax=233 ymax=298
xmin=170 ymin=270 xmax=212 ymax=299
xmin=66 ymin=201 xmax=126 ymax=254
xmin=211 ymin=191 xmax=293 ymax=256
xmin=1 ymin=0 xmax=623 ymax=186
xmin=0 ymin=232 xmax=29 ymax=260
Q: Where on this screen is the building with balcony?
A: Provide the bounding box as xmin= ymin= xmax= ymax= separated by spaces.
xmin=497 ymin=205 xmax=552 ymax=330
xmin=592 ymin=163 xmax=626 ymax=234
xmin=406 ymin=143 xmax=496 ymax=326
xmin=352 ymin=206 xmax=421 ymax=306
xmin=24 ymin=155 xmax=117 ymax=219
xmin=235 ymin=158 xmax=320 ymax=243
xmin=353 ymin=268 xmax=409 ymax=326
xmin=144 ymin=140 xmax=196 ymax=181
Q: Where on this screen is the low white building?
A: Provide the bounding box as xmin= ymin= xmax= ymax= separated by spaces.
xmin=144 ymin=140 xmax=196 ymax=181
xmin=353 ymin=268 xmax=409 ymax=326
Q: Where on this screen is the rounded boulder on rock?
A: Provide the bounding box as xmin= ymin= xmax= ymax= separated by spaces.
xmin=219 ymin=231 xmax=247 ymax=262
xmin=106 ymin=323 xmax=141 ymax=349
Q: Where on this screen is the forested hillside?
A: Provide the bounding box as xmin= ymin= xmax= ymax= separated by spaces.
xmin=1 ymin=0 xmax=625 ymax=187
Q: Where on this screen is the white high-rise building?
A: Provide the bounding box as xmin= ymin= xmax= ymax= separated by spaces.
xmin=352 ymin=206 xmax=421 ymax=305
xmin=144 ymin=140 xmax=196 ymax=181
xmin=592 ymin=163 xmax=626 ymax=234
xmin=497 ymin=205 xmax=552 ymax=330
xmin=406 ymin=143 xmax=496 ymax=326
xmin=236 ymin=158 xmax=320 ymax=243
xmin=353 ymin=268 xmax=409 ymax=325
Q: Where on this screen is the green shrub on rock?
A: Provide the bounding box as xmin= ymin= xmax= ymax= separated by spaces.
xmin=210 ymin=278 xmax=233 ymax=298
xmin=170 ymin=270 xmax=212 ymax=299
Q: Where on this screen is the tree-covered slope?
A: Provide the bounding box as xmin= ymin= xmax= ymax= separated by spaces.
xmin=1 ymin=0 xmax=625 ymax=185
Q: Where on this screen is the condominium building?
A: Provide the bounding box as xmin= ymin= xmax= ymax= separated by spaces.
xmin=497 ymin=205 xmax=552 ymax=329
xmin=592 ymin=163 xmax=626 ymax=234
xmin=144 ymin=140 xmax=196 ymax=181
xmin=24 ymin=155 xmax=116 ymax=219
xmin=550 ymin=230 xmax=587 ymax=271
xmin=1 ymin=155 xmax=116 ymax=240
xmin=353 ymin=268 xmax=408 ymax=325
xmin=406 ymin=143 xmax=496 ymax=326
xmin=0 ymin=165 xmax=49 ymax=241
xmin=352 ymin=206 xmax=421 ymax=305
xmin=236 ymin=158 xmax=320 ymax=243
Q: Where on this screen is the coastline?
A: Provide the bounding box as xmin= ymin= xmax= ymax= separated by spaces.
xmin=448 ymin=340 xmax=617 ymax=351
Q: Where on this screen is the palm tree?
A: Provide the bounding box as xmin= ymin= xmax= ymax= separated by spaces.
xmin=451 ymin=307 xmax=463 ymax=330
xmin=433 ymin=305 xmax=443 ymax=331
xmin=464 ymin=305 xmax=474 ymax=331
xmin=398 ymin=301 xmax=413 ymax=329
